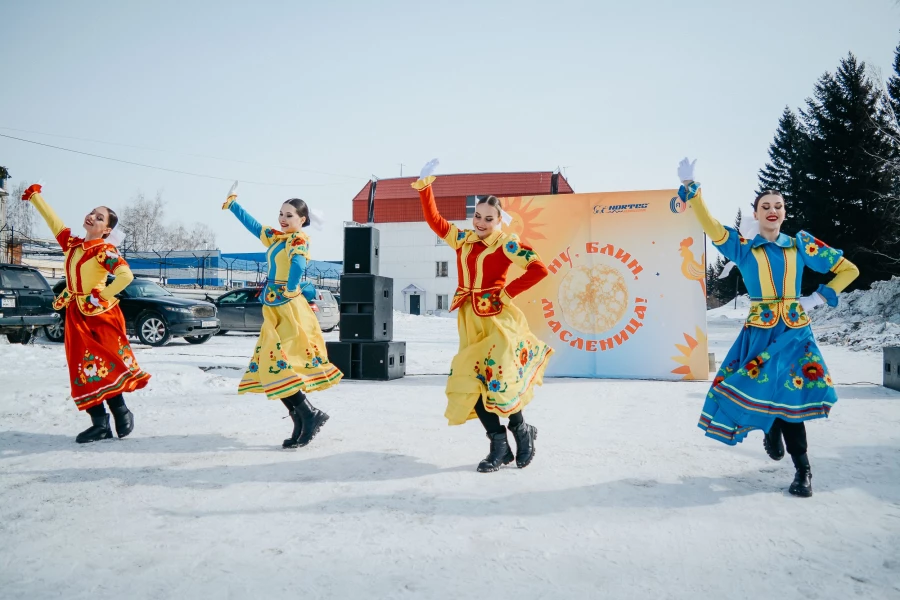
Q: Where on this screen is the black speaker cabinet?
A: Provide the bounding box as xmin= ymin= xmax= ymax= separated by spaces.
xmin=344 ymin=226 xmax=380 ymax=275
xmin=325 ymin=341 xmax=352 ymax=379
xmin=339 ymin=274 xmax=393 ymax=342
xmin=361 ymin=341 xmax=406 ymax=380
xmin=325 ymin=341 xmax=406 ymax=380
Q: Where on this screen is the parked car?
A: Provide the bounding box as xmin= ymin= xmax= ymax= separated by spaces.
xmin=49 ymin=276 xmax=220 ymax=346
xmin=0 ymin=263 xmax=61 ymax=344
xmin=211 ymin=286 xmax=339 ymax=334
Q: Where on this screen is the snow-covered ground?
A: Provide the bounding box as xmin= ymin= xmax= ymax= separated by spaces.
xmin=1 ymin=312 xmax=898 ymax=599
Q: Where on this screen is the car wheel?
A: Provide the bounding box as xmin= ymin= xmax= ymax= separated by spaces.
xmin=215 ymin=330 xmax=229 ymax=336
xmin=183 ymin=334 xmax=213 ymax=344
xmin=137 ymin=313 xmax=172 ymax=347
xmin=7 ymin=330 xmax=33 ymax=344
xmin=44 ymin=320 xmax=65 ymax=343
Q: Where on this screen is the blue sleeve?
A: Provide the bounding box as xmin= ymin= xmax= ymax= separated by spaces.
xmin=286 ymin=254 xmax=308 ymax=293
xmin=795 ymin=231 xmax=844 ymax=274
xmin=228 ymin=201 xmax=263 ymax=240
xmin=300 ymin=281 xmax=316 ymax=302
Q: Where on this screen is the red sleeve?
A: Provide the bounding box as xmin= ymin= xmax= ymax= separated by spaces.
xmin=505 ymin=260 xmax=549 ymax=298
xmin=418 ymin=184 xmax=451 ymax=239
xmin=55 ymin=228 xmax=72 ymax=250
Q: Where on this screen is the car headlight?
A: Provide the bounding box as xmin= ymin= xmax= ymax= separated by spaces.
xmin=165 ymin=307 xmax=193 ymax=314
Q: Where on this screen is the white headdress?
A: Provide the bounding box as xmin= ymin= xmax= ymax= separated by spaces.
xmin=105 ymin=225 xmax=126 ymax=247
xmin=309 ymin=207 xmax=326 ymax=231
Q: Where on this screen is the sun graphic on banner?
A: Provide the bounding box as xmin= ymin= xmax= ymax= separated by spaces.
xmin=501 ymin=197 xmax=547 ymax=245
xmin=671 ymin=326 xmax=709 ymax=380
xmin=558 ymin=265 xmax=629 ymax=334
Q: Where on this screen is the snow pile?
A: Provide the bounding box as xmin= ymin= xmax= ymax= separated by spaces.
xmin=707 ymin=295 xmax=752 ymax=320
xmin=705 ymin=279 xmax=899 ymax=352
xmin=809 ymin=276 xmax=900 ymax=351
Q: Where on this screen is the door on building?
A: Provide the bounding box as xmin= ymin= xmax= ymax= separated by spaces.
xmin=409 ymin=294 xmax=421 ymax=315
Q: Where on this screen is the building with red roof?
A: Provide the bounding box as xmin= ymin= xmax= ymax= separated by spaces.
xmin=347 ymin=171 xmax=573 ymax=315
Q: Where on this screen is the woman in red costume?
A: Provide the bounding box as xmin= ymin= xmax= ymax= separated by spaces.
xmin=412 ymin=160 xmax=553 ymax=472
xmin=24 ymin=184 xmax=150 ymax=443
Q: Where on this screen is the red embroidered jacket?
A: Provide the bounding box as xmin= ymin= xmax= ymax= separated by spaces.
xmin=414 ymin=176 xmax=549 ymax=317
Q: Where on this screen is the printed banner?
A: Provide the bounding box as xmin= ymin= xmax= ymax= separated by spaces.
xmin=499 ymin=190 xmax=709 ymax=380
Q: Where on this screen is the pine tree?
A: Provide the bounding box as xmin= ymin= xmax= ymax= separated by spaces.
xmin=757 ymin=107 xmax=809 ymax=234
xmin=705 ymin=263 xmax=719 ymax=308
xmin=887 ymin=32 xmax=900 ymax=124
xmin=800 ymin=53 xmax=897 ymax=290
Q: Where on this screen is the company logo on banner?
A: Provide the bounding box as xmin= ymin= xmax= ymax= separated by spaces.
xmin=593 ymin=202 xmax=649 ymax=215
xmin=500 ymin=192 xmax=709 ymax=380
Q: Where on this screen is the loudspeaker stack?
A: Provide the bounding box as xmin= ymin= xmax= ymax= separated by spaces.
xmin=326 ymin=226 xmax=406 ymax=381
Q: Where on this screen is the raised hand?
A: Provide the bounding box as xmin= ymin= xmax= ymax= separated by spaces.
xmin=677 ymin=157 xmax=697 ymax=184
xmin=419 ymin=158 xmax=440 ymax=181
xmin=21 ymin=183 xmax=42 ymax=201
xmin=223 ymin=181 xmax=239 ymax=209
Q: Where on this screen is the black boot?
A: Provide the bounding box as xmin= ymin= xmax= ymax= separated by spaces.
xmin=763 ymin=421 xmax=784 ymax=461
xmin=107 ymin=395 xmax=134 ymax=439
xmin=282 ymin=393 xmax=329 ymax=449
xmin=281 ymin=394 xmax=305 ymax=449
xmin=788 ymin=453 xmax=813 ymax=498
xmin=75 ymin=409 xmax=113 ymax=444
xmin=508 ymin=421 xmax=538 ymax=468
xmin=477 ymin=427 xmax=514 ymax=473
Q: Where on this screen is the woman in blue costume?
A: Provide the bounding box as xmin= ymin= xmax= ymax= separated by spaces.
xmin=222 ymin=183 xmax=343 ymax=449
xmin=678 ymin=159 xmax=859 ymax=497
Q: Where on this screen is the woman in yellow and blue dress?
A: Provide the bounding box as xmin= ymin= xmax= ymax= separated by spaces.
xmin=222 ymin=184 xmax=342 ymax=448
xmin=412 ymin=160 xmax=553 ymax=473
xmin=24 ymin=184 xmax=151 ymax=443
xmin=678 ymin=158 xmax=859 ymax=497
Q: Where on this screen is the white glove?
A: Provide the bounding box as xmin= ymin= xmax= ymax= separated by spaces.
xmin=678 ymin=157 xmax=697 ymax=184
xmin=419 ymin=158 xmax=440 ymax=180
xmin=799 ymin=292 xmax=825 ymax=313
xmin=227 ymin=180 xmax=239 ymax=198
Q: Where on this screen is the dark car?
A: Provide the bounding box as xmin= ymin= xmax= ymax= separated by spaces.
xmin=211 ymin=286 xmax=338 ymax=334
xmin=0 ymin=263 xmax=61 ymax=344
xmin=50 ymin=277 xmax=220 ymax=346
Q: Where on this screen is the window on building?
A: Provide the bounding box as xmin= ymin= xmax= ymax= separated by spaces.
xmin=436 ymin=294 xmax=448 ymax=310
xmin=435 ymin=234 xmax=447 ymax=246
xmin=435 ymin=261 xmax=448 ymax=277
xmin=466 ymin=195 xmax=486 ymax=219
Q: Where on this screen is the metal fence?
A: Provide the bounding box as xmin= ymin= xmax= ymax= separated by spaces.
xmin=2 ymin=230 xmax=342 ymax=292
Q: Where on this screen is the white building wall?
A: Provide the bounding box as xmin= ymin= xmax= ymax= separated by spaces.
xmin=376 ymin=221 xmax=466 ymax=315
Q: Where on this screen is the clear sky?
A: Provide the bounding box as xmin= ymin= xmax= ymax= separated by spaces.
xmin=2 ymin=0 xmax=898 ymax=260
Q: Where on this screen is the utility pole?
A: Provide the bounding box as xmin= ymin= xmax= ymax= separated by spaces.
xmin=0 ymin=167 xmax=10 ymax=262
xmin=399 ymin=163 xmax=405 ymax=177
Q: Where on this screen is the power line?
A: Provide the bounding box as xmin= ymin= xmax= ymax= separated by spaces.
xmin=0 ymin=133 xmax=361 ymax=188
xmin=0 ymin=126 xmax=367 ymax=181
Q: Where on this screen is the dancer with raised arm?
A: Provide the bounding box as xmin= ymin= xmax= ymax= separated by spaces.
xmin=412 ymin=160 xmax=553 ymax=472
xmin=23 ymin=184 xmax=150 ymax=443
xmin=222 ymin=183 xmax=342 ymax=448
xmin=678 ymin=158 xmax=859 ymax=497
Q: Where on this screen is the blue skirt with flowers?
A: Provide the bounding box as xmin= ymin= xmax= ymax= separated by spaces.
xmin=698 ymin=321 xmax=837 ymax=445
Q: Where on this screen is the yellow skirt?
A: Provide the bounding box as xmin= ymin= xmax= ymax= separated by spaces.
xmin=238 ymin=299 xmax=343 ymax=399
xmin=445 ymin=301 xmax=553 ymax=426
